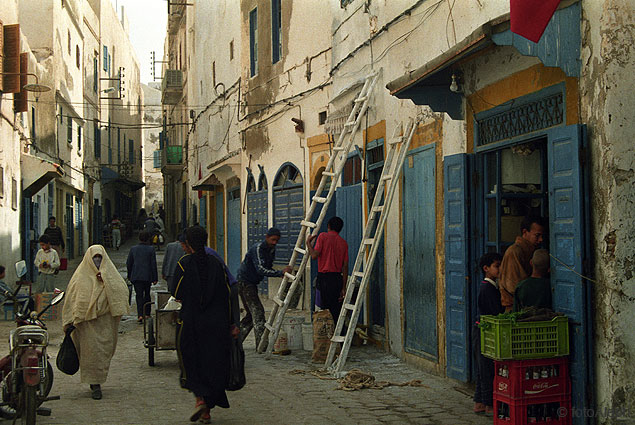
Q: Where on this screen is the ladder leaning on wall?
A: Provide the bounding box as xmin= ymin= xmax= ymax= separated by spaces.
xmin=325 ymin=118 xmax=418 ymax=375
xmin=257 ymin=71 xmax=380 ymax=354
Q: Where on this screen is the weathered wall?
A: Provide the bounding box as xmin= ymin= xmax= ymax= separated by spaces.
xmin=579 ymin=0 xmax=635 ymax=420
xmin=142 ymin=83 xmax=164 ymax=215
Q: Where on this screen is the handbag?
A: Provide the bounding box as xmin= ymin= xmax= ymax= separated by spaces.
xmin=226 ymin=337 xmax=246 ymax=391
xmin=56 ymin=325 xmax=79 ymax=375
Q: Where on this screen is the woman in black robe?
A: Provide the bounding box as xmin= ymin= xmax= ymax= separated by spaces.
xmin=171 ymin=226 xmax=232 ymax=423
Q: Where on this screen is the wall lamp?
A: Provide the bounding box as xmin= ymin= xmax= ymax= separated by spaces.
xmin=449 ymin=73 xmax=462 ymax=93
xmin=0 ymin=72 xmax=51 ymax=96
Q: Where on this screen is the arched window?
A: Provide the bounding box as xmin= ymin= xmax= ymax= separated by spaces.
xmin=273 ymin=163 xmax=302 ymax=188
xmin=246 ymin=173 xmax=256 ymax=192
xmin=273 ymin=163 xmax=303 ymax=264
xmin=258 ymin=172 xmax=268 ymax=191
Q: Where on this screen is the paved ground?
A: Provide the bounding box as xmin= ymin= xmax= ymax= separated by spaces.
xmin=0 ymin=237 xmax=491 ymax=424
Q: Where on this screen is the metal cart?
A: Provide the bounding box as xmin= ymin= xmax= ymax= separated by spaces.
xmin=143 ymin=291 xmax=179 ymax=366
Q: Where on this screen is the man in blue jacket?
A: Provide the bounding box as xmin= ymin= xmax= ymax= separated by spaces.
xmin=236 ymin=228 xmax=292 ymax=348
xmin=126 ymin=230 xmax=158 ymax=322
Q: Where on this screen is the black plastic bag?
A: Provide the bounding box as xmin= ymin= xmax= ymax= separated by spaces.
xmin=226 ymin=337 xmax=245 ymax=391
xmin=56 ymin=325 xmax=79 ymax=375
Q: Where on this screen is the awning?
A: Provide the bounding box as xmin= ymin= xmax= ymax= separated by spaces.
xmin=386 ymin=3 xmax=581 ymax=119
xmin=21 ymin=154 xmax=65 ymax=197
xmin=101 ymin=166 xmax=145 ymax=191
xmin=191 ymin=172 xmax=221 ymax=191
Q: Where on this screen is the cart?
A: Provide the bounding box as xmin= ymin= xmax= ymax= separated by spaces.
xmin=143 ymin=291 xmax=179 ymax=366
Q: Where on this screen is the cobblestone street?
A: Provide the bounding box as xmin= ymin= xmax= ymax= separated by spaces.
xmin=0 ymin=239 xmax=490 ymax=424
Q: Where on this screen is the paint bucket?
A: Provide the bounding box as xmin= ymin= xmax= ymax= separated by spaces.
xmin=302 ymin=323 xmax=313 ymax=351
xmin=281 ymin=316 xmax=305 ymax=350
xmin=274 ymin=330 xmax=288 ymax=352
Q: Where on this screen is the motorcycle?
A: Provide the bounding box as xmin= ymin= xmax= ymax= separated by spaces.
xmin=0 ymin=261 xmax=64 ymax=424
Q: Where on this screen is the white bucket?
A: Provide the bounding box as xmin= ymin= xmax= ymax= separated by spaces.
xmin=302 ymin=322 xmax=313 ymax=351
xmin=282 ymin=316 xmax=305 ymax=350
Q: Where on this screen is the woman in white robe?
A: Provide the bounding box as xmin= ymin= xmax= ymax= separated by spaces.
xmin=62 ymin=245 xmax=129 ymax=400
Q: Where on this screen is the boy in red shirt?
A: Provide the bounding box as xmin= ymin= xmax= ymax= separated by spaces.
xmin=306 ymin=216 xmax=348 ymax=322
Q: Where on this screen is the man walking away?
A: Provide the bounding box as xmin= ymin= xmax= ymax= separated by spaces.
xmin=126 ymin=230 xmax=158 ymax=322
xmin=236 ymin=228 xmax=292 ymax=348
xmin=306 ymin=216 xmax=349 ymax=322
xmin=163 ymin=235 xmax=186 ymax=294
xmin=43 ymin=216 xmax=65 ymax=259
xmin=498 ymin=215 xmax=546 ymax=311
xmin=34 ymin=234 xmax=60 ymax=293
xmin=110 ymin=215 xmax=122 ymax=250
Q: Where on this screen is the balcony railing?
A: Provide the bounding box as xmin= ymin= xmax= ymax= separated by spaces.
xmin=165 ymin=146 xmax=183 ymax=164
xmin=161 ymin=70 xmax=183 ymax=105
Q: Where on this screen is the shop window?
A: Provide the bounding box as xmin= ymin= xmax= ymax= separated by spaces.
xmin=483 ymin=140 xmax=548 ymax=253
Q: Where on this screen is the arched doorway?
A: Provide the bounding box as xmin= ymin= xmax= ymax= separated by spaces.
xmin=247 ymin=169 xmax=270 ymax=294
xmin=273 ymin=163 xmax=303 ymax=265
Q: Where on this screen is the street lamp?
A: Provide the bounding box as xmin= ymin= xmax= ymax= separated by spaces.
xmin=1 ymin=72 xmax=51 ymax=100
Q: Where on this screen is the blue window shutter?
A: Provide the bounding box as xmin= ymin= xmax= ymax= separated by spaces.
xmin=103 ymin=46 xmax=108 ymax=71
xmin=547 ymin=124 xmax=591 ymax=420
xmin=444 ymin=153 xmax=469 ymax=382
xmin=271 ymin=0 xmax=281 ymax=64
xmin=249 ymin=8 xmax=258 ymax=77
xmin=93 ymin=57 xmax=98 ymax=92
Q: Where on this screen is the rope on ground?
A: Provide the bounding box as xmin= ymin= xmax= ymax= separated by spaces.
xmin=336 ymin=369 xmax=427 ymax=391
xmin=289 ymin=369 xmax=338 ymax=380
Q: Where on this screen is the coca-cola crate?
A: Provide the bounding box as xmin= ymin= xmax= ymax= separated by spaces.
xmin=494 ymin=357 xmax=570 ymax=400
xmin=494 ymin=393 xmax=572 ymax=425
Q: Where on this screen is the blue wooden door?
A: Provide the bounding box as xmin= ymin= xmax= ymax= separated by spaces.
xmin=444 ymin=153 xmax=469 ymax=382
xmin=226 ymin=187 xmax=242 ymax=277
xmin=403 ymin=145 xmax=437 ymax=358
xmin=273 ymin=186 xmax=303 ymax=265
xmin=547 ymin=124 xmax=591 ymax=421
xmin=76 ymin=198 xmax=83 ymax=255
xmin=215 ymin=191 xmax=225 ymax=259
xmin=199 ymin=196 xmax=206 ymax=229
xmin=366 ymin=140 xmax=385 ymax=327
xmin=247 ymin=190 xmax=268 ymax=249
xmin=335 ymin=185 xmax=362 ymax=276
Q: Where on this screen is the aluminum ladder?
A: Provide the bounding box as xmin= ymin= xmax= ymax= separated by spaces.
xmin=324 ymin=118 xmax=418 ymax=374
xmin=257 ymin=71 xmax=380 ymax=354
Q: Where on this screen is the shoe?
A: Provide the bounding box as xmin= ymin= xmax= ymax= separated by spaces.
xmin=190 ymin=400 xmax=207 ymax=422
xmin=484 ymin=405 xmax=494 ymax=416
xmin=473 ymin=402 xmax=486 ymax=414
xmin=90 ymin=384 xmax=102 ymax=400
xmin=137 ymin=317 xmax=144 ymax=323
xmin=199 ymin=412 xmax=211 ymax=424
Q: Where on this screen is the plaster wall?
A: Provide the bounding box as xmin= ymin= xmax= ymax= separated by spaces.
xmin=142 ymin=83 xmax=164 ymax=214
xmin=578 ymin=0 xmax=635 ymax=419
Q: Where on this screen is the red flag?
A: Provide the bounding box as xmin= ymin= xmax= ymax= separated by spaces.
xmin=510 ymin=0 xmax=560 ymax=43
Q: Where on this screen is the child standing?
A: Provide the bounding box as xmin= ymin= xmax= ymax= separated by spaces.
xmin=34 ymin=234 xmax=60 ymax=293
xmin=473 ymin=252 xmax=504 ymax=415
xmin=513 ymin=249 xmax=552 ymax=312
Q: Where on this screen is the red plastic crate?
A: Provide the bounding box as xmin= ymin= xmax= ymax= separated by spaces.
xmin=494 ymin=357 xmax=570 ymax=400
xmin=494 ymin=393 xmax=572 ymax=425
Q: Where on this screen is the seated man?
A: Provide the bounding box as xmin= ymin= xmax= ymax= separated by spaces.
xmin=513 ymin=249 xmax=552 ymax=312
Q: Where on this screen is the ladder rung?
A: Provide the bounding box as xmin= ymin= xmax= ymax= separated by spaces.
xmin=312 ymin=196 xmax=327 ymax=203
xmin=353 ymin=271 xmax=364 ymax=278
xmin=284 ymin=272 xmax=296 ymax=281
xmin=294 ymin=246 xmax=306 ymax=255
xmin=371 ymin=206 xmax=384 ymax=213
xmin=354 ymin=96 xmax=368 ymax=103
xmin=265 ymin=323 xmax=274 ymax=332
xmin=273 ymin=297 xmax=284 ymax=307
xmin=363 ymin=238 xmax=374 ymax=245
xmin=344 ymin=303 xmax=355 ymax=311
xmin=322 ymin=171 xmax=335 ymax=177
xmin=333 ymin=146 xmax=346 ymax=151
xmin=331 ymin=336 xmax=345 ymax=343
xmin=301 ymin=220 xmax=317 ymax=228
xmin=344 ymin=122 xmax=356 ymax=127
xmin=381 ymin=175 xmax=393 ymax=181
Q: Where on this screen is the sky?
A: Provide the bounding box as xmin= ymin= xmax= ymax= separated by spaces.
xmin=109 ymin=0 xmax=167 ymax=84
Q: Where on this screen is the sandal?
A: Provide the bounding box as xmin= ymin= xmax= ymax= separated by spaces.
xmin=190 ymin=400 xmax=207 ymax=422
xmin=199 ymin=412 xmax=211 ymax=424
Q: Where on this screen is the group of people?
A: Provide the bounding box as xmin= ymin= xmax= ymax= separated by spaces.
xmin=473 ymin=215 xmax=551 ymax=415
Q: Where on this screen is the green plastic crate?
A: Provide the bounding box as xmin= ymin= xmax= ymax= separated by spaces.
xmin=480 ymin=315 xmax=569 ymax=360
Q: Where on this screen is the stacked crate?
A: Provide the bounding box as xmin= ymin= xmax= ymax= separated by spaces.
xmin=480 ymin=315 xmax=571 ymax=425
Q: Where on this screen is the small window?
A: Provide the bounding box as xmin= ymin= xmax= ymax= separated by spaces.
xmin=60 ymin=106 xmax=63 ymax=123
xmin=0 ymin=166 xmax=4 ymax=198
xmin=212 ymin=61 xmax=216 ymax=87
xmin=77 ymin=125 xmax=82 ymax=152
xmin=67 ymin=30 xmax=71 ymax=55
xmin=318 ymin=111 xmax=327 ymax=125
xmin=249 ymin=8 xmax=258 ymax=77
xmin=229 ymin=40 xmax=234 ymax=61
xmin=94 ymin=121 xmax=101 ymax=159
xmin=11 ymin=178 xmax=17 ymax=210
xmin=103 ymin=46 xmax=108 ymax=72
xmin=93 ymin=55 xmax=98 ymax=93
xmin=341 ymin=0 xmax=354 ymax=7
xmin=31 ymin=107 xmax=36 ymax=142
xmin=271 ymin=0 xmax=282 ymax=64
xmin=76 ymin=45 xmax=80 ymax=69
xmin=67 ymin=118 xmax=73 ymax=145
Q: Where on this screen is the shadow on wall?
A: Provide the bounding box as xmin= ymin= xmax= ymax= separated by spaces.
xmin=0 ymin=230 xmax=25 ymax=288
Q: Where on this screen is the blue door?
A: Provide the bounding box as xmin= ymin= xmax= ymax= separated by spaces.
xmin=248 ymin=173 xmax=269 ymax=294
xmin=273 ymin=164 xmax=303 ymax=265
xmin=547 ymin=124 xmax=591 ymax=421
xmin=199 ymin=196 xmax=207 ymax=229
xmin=444 ymin=153 xmax=470 ymax=382
xmin=214 ymin=190 xmax=225 ymax=259
xmin=335 ymin=185 xmax=362 ymax=277
xmin=65 ymin=194 xmax=74 ymax=260
xmin=76 ymin=198 xmax=83 ymax=255
xmin=403 ymin=145 xmax=437 ymax=358
xmin=366 ymin=139 xmax=385 ymax=328
xmin=226 ymin=186 xmax=242 ymax=277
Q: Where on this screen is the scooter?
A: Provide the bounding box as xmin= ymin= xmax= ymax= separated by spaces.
xmin=0 ymin=261 xmax=64 ymax=424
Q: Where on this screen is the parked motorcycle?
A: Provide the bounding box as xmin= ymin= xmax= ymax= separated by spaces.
xmin=0 ymin=261 xmax=64 ymax=424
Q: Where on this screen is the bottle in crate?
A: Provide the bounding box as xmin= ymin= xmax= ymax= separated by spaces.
xmin=494 ymin=357 xmax=570 ymax=400
xmin=493 ymin=393 xmax=572 ymax=425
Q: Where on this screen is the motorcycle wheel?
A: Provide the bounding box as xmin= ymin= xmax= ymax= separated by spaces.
xmin=19 ymin=385 xmax=36 ymax=425
xmin=41 ymin=362 xmax=54 ymax=401
xmin=147 ymin=317 xmax=155 ymax=367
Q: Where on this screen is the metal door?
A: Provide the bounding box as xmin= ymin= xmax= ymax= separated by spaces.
xmin=226 ymin=186 xmax=242 ymax=277
xmin=403 ymin=145 xmax=437 ymax=358
xmin=444 ymin=153 xmax=469 ymax=382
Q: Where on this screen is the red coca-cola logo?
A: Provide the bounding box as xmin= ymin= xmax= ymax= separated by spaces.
xmin=498 ymin=382 xmax=508 ymax=391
